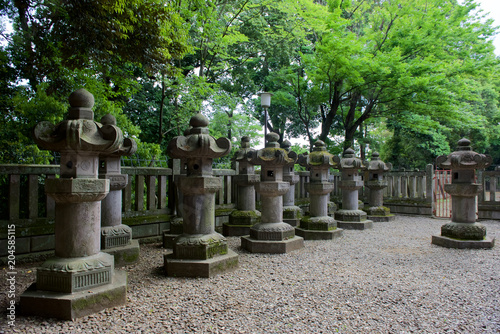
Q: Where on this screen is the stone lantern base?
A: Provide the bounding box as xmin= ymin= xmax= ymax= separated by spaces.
xmin=163 ymin=218 xmax=184 ymax=249
xmin=432 ymin=222 xmax=495 ymax=249
xmin=365 ymin=206 xmax=396 ymax=222
xmin=431 ymin=235 xmax=495 ymax=249
xmin=335 ymin=210 xmax=373 ymax=230
xmin=241 ymin=236 xmax=304 ymax=254
xmin=223 ymin=210 xmax=261 ymax=236
xmin=295 ymin=216 xmax=343 ymax=240
xmin=20 ymin=253 xmax=126 ymax=320
xmin=164 ymin=233 xmax=239 ymax=277
xmin=283 ymin=205 xmax=302 ymax=227
xmin=241 ymin=222 xmax=304 ymax=253
xmin=101 ymin=225 xmax=140 ymax=266
xmin=164 ymin=251 xmax=239 ymax=278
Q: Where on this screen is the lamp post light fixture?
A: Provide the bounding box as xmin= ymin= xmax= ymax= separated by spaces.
xmin=260 ymin=92 xmax=272 ymax=141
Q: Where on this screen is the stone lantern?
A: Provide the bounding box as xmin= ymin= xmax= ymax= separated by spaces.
xmin=99 ymin=114 xmax=140 ymax=266
xmin=241 ymin=133 xmax=304 ymax=253
xmin=432 ymin=138 xmax=494 ymax=249
xmin=21 ymin=88 xmax=127 ymax=319
xmin=296 ymin=140 xmax=343 ymax=240
xmin=163 ymin=132 xmax=189 ymax=249
xmin=335 ymin=148 xmax=373 ymax=230
xmin=364 ymin=152 xmax=395 ymax=222
xmin=165 ymin=113 xmax=238 ymax=277
xmin=281 ymin=140 xmax=301 ymax=227
xmin=223 ymin=136 xmax=261 ymax=236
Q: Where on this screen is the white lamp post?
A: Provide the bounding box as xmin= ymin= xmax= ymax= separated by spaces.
xmin=260 ymin=92 xmax=272 ymax=141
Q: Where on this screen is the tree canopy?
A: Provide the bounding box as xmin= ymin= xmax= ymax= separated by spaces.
xmin=1 ymin=0 xmax=499 ymax=167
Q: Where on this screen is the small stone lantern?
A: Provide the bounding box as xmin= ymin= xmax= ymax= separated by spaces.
xmin=21 ymin=88 xmax=127 ymax=319
xmin=296 ymin=140 xmax=343 ymax=240
xmin=335 ymin=148 xmax=373 ymax=230
xmin=223 ymin=136 xmax=261 ymax=236
xmin=281 ymin=140 xmax=301 ymax=227
xmin=99 ymin=114 xmax=140 ymax=266
xmin=364 ymin=152 xmax=395 ymax=222
xmin=165 ymin=113 xmax=238 ymax=277
xmin=241 ymin=133 xmax=304 ymax=253
xmin=432 ymin=138 xmax=494 ymax=249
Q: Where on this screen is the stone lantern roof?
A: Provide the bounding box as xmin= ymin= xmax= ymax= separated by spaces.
xmin=33 ymin=88 xmax=129 ymax=155
xmin=298 ymin=140 xmax=339 ymax=167
xmin=365 ymin=152 xmax=391 ymax=172
xmin=436 ymin=138 xmax=492 ymax=170
xmin=167 ymin=113 xmax=231 ymax=160
xmin=249 ymin=133 xmax=297 ymax=166
xmin=338 ymin=147 xmax=366 ymax=170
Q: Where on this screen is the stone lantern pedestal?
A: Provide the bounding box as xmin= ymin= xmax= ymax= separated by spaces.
xmin=432 ymin=138 xmax=495 ymax=249
xmin=335 ymin=148 xmax=373 ymax=230
xmin=241 ymin=133 xmax=304 ymax=253
xmin=364 ymin=152 xmax=395 ymax=222
xmin=296 ymin=141 xmax=343 ymax=240
xmin=20 ymin=89 xmax=127 ymax=320
xmin=99 ymin=116 xmax=139 ymax=266
xmin=224 ymin=137 xmax=261 ymax=236
xmin=281 ymin=140 xmax=301 ymax=227
xmin=164 ymin=114 xmax=238 ymax=277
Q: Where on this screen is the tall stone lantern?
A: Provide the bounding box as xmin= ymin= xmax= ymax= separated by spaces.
xmin=335 ymin=148 xmax=373 ymax=230
xmin=164 ymin=113 xmax=239 ymax=277
xmin=99 ymin=114 xmax=140 ymax=266
xmin=20 ymin=88 xmax=127 ymax=320
xmin=281 ymin=140 xmax=301 ymax=227
xmin=432 ymin=138 xmax=494 ymax=249
xmin=241 ymin=133 xmax=304 ymax=253
xmin=364 ymin=152 xmax=395 ymax=222
xmin=223 ymin=136 xmax=261 ymax=236
xmin=296 ymin=140 xmax=343 ymax=240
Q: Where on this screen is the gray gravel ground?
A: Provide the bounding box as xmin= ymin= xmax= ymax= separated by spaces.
xmin=1 ymin=215 xmax=499 ymax=333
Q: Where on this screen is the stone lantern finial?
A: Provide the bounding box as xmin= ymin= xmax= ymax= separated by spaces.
xmin=68 ymin=88 xmax=95 ymax=120
xmin=432 ymin=138 xmax=494 ymax=249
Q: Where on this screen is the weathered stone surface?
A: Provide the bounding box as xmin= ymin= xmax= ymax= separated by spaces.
xmin=242 ymin=133 xmax=303 ymax=253
xmin=20 ymin=270 xmax=127 ymax=320
xmin=335 ymin=148 xmax=372 ymax=230
xmin=23 ymin=88 xmax=127 ymax=318
xmin=164 ymin=249 xmax=238 ymax=278
xmin=432 ymin=138 xmax=494 ymax=249
xmin=296 ymin=141 xmax=343 ymax=240
xmin=165 ymin=113 xmax=237 ymax=277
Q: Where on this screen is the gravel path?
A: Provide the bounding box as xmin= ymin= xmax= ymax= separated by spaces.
xmin=1 ymin=215 xmax=499 ymax=333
